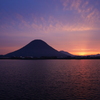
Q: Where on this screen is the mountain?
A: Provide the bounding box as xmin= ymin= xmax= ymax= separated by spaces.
xmin=5 ymin=39 xmax=67 ymax=58
xmin=0 ymin=55 xmax=4 ymax=58
xmin=59 ymin=50 xmax=74 ymax=56
xmin=97 ymin=54 xmax=100 ymax=56
xmin=88 ymin=54 xmax=100 ymax=57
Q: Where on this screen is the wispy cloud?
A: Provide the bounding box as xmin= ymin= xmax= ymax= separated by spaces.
xmin=61 ymin=0 xmax=100 ymax=27
xmin=0 ymin=12 xmax=99 ymax=38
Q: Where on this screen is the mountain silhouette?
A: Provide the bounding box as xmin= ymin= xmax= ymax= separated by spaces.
xmin=59 ymin=50 xmax=74 ymax=56
xmin=5 ymin=39 xmax=68 ymax=58
xmin=0 ymin=55 xmax=4 ymax=58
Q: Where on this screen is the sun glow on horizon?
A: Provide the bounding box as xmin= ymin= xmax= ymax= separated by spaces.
xmin=78 ymin=52 xmax=87 ymax=56
xmin=70 ymin=47 xmax=100 ymax=56
xmin=72 ymin=51 xmax=100 ymax=56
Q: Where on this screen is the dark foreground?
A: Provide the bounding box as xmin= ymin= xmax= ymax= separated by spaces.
xmin=0 ymin=56 xmax=100 ymax=60
xmin=0 ymin=60 xmax=100 ymax=100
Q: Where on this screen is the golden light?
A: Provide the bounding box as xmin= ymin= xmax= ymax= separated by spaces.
xmin=78 ymin=52 xmax=87 ymax=56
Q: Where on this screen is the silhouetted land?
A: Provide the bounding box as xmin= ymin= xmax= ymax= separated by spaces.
xmin=0 ymin=56 xmax=100 ymax=60
xmin=0 ymin=39 xmax=100 ymax=59
xmin=4 ymin=39 xmax=66 ymax=58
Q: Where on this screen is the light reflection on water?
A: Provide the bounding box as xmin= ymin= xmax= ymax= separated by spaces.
xmin=0 ymin=60 xmax=100 ymax=100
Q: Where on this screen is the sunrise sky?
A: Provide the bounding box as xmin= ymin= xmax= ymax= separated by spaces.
xmin=0 ymin=0 xmax=100 ymax=55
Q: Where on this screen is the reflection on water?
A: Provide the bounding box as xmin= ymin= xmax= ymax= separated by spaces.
xmin=0 ymin=60 xmax=100 ymax=100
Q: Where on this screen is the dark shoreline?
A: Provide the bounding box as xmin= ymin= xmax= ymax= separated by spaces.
xmin=0 ymin=57 xmax=100 ymax=60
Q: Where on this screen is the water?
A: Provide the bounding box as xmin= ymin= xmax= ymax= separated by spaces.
xmin=0 ymin=60 xmax=100 ymax=100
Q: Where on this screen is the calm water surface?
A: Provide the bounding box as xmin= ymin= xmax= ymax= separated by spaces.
xmin=0 ymin=60 xmax=100 ymax=100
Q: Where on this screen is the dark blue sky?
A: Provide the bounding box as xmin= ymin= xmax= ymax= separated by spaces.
xmin=0 ymin=0 xmax=100 ymax=55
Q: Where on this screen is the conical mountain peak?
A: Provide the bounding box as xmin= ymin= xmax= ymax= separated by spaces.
xmin=24 ymin=39 xmax=50 ymax=49
xmin=5 ymin=39 xmax=67 ymax=58
xmin=31 ymin=39 xmax=45 ymax=43
xmin=29 ymin=39 xmax=47 ymax=45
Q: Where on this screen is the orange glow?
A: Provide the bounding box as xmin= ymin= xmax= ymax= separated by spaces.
xmin=72 ymin=51 xmax=100 ymax=56
xmin=78 ymin=52 xmax=87 ymax=56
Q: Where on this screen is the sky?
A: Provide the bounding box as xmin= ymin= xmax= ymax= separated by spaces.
xmin=0 ymin=0 xmax=100 ymax=55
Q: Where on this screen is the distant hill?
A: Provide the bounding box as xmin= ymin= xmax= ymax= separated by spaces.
xmin=5 ymin=39 xmax=68 ymax=58
xmin=95 ymin=54 xmax=100 ymax=56
xmin=88 ymin=54 xmax=100 ymax=57
xmin=0 ymin=55 xmax=4 ymax=58
xmin=59 ymin=50 xmax=74 ymax=56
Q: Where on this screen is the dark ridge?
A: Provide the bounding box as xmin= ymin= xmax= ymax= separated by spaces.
xmin=0 ymin=55 xmax=4 ymax=58
xmin=59 ymin=50 xmax=74 ymax=56
xmin=5 ymin=39 xmax=68 ymax=58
